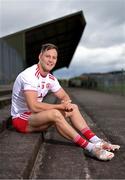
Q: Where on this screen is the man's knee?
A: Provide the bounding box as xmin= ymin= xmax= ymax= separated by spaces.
xmin=67 ymin=104 xmax=79 ymax=118
xmin=50 ymin=109 xmax=63 ymax=122
xmin=72 ymin=104 xmax=79 ymax=110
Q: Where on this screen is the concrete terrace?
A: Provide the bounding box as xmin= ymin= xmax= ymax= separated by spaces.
xmin=0 ymin=87 xmax=125 ymax=179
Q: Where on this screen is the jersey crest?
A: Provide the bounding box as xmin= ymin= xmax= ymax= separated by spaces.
xmin=46 ymin=83 xmax=51 ymax=89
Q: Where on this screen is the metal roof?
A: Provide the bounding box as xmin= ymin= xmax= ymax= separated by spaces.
xmin=2 ymin=11 xmax=86 ymax=72
xmin=25 ymin=11 xmax=86 ymax=71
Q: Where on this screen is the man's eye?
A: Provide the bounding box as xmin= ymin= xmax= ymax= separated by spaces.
xmin=46 ymin=55 xmax=50 ymax=58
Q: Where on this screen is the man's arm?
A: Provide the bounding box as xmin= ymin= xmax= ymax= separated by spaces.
xmin=54 ymin=88 xmax=72 ymax=103
xmin=54 ymin=88 xmax=74 ymax=112
xmin=24 ymin=90 xmax=66 ymax=113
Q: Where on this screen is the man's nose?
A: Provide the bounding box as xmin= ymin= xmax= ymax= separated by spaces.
xmin=49 ymin=57 xmax=53 ymax=61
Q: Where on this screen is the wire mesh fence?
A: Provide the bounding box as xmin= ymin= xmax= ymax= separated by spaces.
xmin=68 ymin=70 xmax=125 ymax=96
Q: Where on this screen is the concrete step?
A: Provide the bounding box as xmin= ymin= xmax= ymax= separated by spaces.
xmin=30 ymin=88 xmax=125 ymax=179
xmin=0 ymin=130 xmax=43 ymax=179
xmin=30 ymin=127 xmax=88 ymax=179
xmin=0 ymin=89 xmax=12 ymax=96
xmin=0 ymin=95 xmax=11 ymax=109
xmin=0 ymin=85 xmax=12 ymax=96
xmin=0 ymin=104 xmax=11 ymax=132
xmin=0 ymin=93 xmax=57 ymax=179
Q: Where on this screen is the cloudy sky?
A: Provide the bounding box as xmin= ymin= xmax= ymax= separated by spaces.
xmin=0 ymin=0 xmax=125 ymax=79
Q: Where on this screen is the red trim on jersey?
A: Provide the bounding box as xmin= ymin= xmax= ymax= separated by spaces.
xmin=35 ymin=69 xmax=40 ymax=77
xmin=37 ymin=64 xmax=47 ymax=78
xmin=35 ymin=65 xmax=40 ymax=77
xmin=49 ymin=74 xmax=55 ymax=81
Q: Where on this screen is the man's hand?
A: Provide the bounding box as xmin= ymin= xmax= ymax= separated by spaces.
xmin=61 ymin=99 xmax=72 ymax=104
xmin=61 ymin=100 xmax=73 ymax=112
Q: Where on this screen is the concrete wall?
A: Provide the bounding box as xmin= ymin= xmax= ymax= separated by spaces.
xmin=0 ymin=39 xmax=24 ymax=84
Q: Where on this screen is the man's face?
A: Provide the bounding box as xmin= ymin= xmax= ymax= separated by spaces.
xmin=39 ymin=48 xmax=57 ymax=72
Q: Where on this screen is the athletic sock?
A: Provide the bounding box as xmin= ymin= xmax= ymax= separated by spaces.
xmin=73 ymin=134 xmax=94 ymax=152
xmin=81 ymin=127 xmax=101 ymax=143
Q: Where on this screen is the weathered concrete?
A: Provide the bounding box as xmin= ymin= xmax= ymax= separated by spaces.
xmin=0 ymin=85 xmax=12 ymax=108
xmin=0 ymin=105 xmax=11 ymax=132
xmin=68 ymin=88 xmax=125 ymax=179
xmin=0 ymin=92 xmax=57 ymax=179
xmin=0 ymin=88 xmax=125 ymax=179
xmin=30 ymin=127 xmax=90 ymax=179
xmin=0 ymin=85 xmax=12 ymax=96
xmin=30 ymin=88 xmax=125 ymax=179
xmin=0 ymin=95 xmax=11 ymax=109
xmin=0 ymin=85 xmax=12 ymax=131
xmin=0 ymin=130 xmax=42 ymax=179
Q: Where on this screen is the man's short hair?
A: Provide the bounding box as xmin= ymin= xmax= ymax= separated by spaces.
xmin=41 ymin=43 xmax=58 ymax=53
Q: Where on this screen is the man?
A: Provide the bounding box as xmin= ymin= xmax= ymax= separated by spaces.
xmin=11 ymin=43 xmax=120 ymax=161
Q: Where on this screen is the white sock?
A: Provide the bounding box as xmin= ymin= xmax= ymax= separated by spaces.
xmin=85 ymin=142 xmax=95 ymax=152
xmin=89 ymin=136 xmax=101 ymax=143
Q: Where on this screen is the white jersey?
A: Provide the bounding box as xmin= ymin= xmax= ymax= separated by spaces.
xmin=11 ymin=64 xmax=61 ymax=118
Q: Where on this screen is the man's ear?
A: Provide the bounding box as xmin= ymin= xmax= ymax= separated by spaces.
xmin=39 ymin=53 xmax=42 ymax=60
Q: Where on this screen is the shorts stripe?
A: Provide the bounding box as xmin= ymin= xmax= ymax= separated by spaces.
xmin=20 ymin=113 xmax=31 ymax=120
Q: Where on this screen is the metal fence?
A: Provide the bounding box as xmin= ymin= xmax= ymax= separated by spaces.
xmin=68 ymin=71 xmax=125 ymax=96
xmin=94 ymin=72 xmax=125 ymax=96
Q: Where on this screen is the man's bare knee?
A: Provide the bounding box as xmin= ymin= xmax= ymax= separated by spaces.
xmin=72 ymin=104 xmax=79 ymax=110
xmin=50 ymin=109 xmax=63 ymax=122
xmin=67 ymin=104 xmax=79 ymax=118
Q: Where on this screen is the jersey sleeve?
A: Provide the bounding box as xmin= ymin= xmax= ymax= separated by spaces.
xmin=21 ymin=73 xmax=38 ymax=91
xmin=50 ymin=76 xmax=61 ymax=93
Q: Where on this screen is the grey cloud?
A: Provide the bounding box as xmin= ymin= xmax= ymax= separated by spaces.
xmin=0 ymin=0 xmax=63 ymax=37
xmin=0 ymin=0 xmax=124 ymax=78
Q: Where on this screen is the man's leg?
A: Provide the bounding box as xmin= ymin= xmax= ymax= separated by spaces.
xmin=64 ymin=104 xmax=100 ymax=141
xmin=27 ymin=109 xmax=114 ymax=161
xmin=28 ymin=109 xmax=94 ymax=150
xmin=65 ymin=104 xmax=120 ymax=151
xmin=28 ymin=109 xmax=78 ymax=140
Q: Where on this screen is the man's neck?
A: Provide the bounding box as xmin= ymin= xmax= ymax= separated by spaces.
xmin=38 ymin=63 xmax=48 ymax=77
